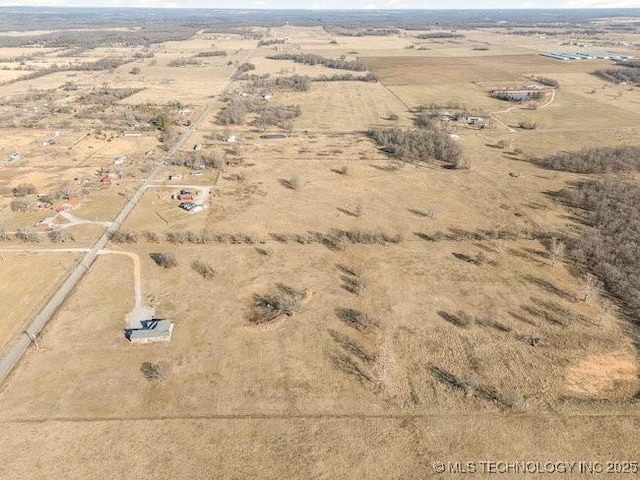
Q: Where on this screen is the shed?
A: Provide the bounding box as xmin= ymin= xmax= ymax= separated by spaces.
xmin=100 ymin=176 xmax=112 ymax=185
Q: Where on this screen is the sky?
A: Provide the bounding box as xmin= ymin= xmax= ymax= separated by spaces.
xmin=0 ymin=0 xmax=639 ymax=8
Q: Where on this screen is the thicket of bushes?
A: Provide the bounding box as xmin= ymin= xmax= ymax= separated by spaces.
xmin=313 ymin=72 xmax=378 ymax=82
xmin=368 ymin=127 xmax=463 ymax=167
xmin=217 ymin=97 xmax=301 ymax=127
xmin=248 ymin=74 xmax=311 ymax=92
xmin=594 ymin=66 xmax=640 ymax=84
xmin=531 ymin=75 xmax=559 ymax=87
xmin=258 ymin=38 xmax=285 ymax=46
xmin=267 ymin=53 xmax=367 ymax=71
xmin=535 ymin=145 xmax=640 ymax=173
xmin=235 ymin=62 xmax=255 ymax=77
xmin=168 ymin=57 xmax=201 ymax=67
xmin=195 ymin=51 xmax=227 ymax=57
xmin=489 ymin=90 xmax=544 ymax=102
xmin=561 ymin=178 xmax=640 ymax=318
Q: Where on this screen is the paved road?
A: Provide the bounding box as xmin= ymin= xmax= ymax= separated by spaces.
xmin=0 ymin=49 xmax=254 ymax=384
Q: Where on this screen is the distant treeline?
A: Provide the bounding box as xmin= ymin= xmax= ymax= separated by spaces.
xmin=194 ymin=50 xmax=227 ymax=57
xmin=267 ymin=53 xmax=367 ymax=72
xmin=415 ymin=32 xmax=464 ymax=39
xmin=324 ymin=26 xmax=401 ymax=37
xmin=258 ymin=38 xmax=285 ymax=46
xmin=535 ymin=145 xmax=640 ymax=174
xmin=313 ymin=72 xmax=378 ymax=82
xmin=0 ymin=57 xmax=133 ymax=86
xmin=0 ymin=27 xmax=197 ymax=49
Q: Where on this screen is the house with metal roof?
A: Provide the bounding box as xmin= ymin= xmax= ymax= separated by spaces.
xmin=127 ymin=319 xmax=174 ymax=344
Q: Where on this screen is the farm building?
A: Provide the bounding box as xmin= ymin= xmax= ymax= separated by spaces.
xmin=54 ymin=198 xmax=81 ymax=212
xmin=179 ymin=201 xmax=203 ymax=213
xmin=128 ymin=319 xmax=174 ymax=344
xmin=172 ymin=190 xmax=194 ymax=201
xmin=35 ymin=217 xmax=56 ymax=229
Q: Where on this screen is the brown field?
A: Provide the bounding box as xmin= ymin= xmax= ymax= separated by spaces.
xmin=0 ymin=22 xmax=638 ymax=479
xmin=0 ymin=252 xmax=82 ymax=355
xmin=364 ymin=54 xmax=614 ymax=85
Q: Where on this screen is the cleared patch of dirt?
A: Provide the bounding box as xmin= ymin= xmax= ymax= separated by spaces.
xmin=566 ymin=352 xmax=638 ymax=397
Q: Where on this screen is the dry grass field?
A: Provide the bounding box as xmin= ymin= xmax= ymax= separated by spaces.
xmin=0 ymin=19 xmax=638 ymax=479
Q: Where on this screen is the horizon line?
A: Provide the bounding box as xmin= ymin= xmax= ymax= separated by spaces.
xmin=1 ymin=6 xmax=640 ymax=11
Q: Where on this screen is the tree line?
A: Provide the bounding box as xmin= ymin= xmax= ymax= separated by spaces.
xmin=561 ymin=178 xmax=640 ymax=319
xmin=534 ymin=145 xmax=640 ymax=174
xmin=266 ymin=53 xmax=367 ymax=72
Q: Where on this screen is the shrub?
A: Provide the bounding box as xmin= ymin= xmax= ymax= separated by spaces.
xmin=335 ymin=307 xmax=378 ymax=332
xmin=532 ymin=75 xmax=559 ymax=87
xmin=282 ymin=176 xmax=302 ymax=190
xmin=150 ymin=252 xmax=177 ymax=269
xmin=15 ymin=229 xmax=39 ymax=243
xmin=110 ymin=230 xmax=138 ymax=244
xmin=48 ymin=230 xmax=72 ymax=243
xmin=142 ymin=231 xmax=160 ymax=243
xmin=249 ymin=284 xmax=306 ymax=324
xmin=191 ymin=260 xmax=216 ymax=279
xmin=235 ymin=62 xmax=255 ymax=76
xmin=140 ymin=362 xmax=165 ymax=381
xmin=12 ymin=183 xmax=36 ymax=197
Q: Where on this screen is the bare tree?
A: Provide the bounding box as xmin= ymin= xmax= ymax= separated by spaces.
xmin=549 ymin=237 xmax=565 ymax=266
xmin=578 ymin=273 xmax=602 ymax=302
xmin=191 ymin=260 xmax=216 ymax=279
xmin=48 ymin=230 xmax=72 ymax=243
xmin=140 ymin=362 xmax=165 ymax=381
xmin=12 ymin=183 xmax=36 ymax=197
xmin=150 ymin=252 xmax=177 ymax=268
